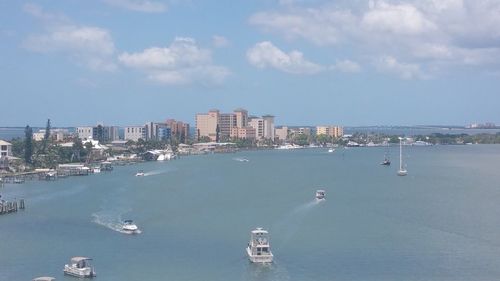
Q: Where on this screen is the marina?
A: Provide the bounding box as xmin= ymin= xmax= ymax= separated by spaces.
xmin=1 ymin=145 xmax=500 ymax=281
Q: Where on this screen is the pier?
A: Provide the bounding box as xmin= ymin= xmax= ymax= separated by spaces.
xmin=0 ymin=198 xmax=25 ymax=215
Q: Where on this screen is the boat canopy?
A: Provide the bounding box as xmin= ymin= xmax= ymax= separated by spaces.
xmin=124 ymin=220 xmax=134 ymax=224
xmin=71 ymin=257 xmax=92 ymax=263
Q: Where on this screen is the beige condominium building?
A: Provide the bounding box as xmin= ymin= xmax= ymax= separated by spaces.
xmin=195 ymin=109 xmax=220 ymax=141
xmin=316 ymin=125 xmax=344 ymax=138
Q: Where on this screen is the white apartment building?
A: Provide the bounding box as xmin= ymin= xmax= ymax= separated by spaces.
xmin=76 ymin=127 xmax=93 ymax=139
xmin=124 ymin=126 xmax=145 ymax=141
xmin=0 ymin=140 xmax=12 ymax=157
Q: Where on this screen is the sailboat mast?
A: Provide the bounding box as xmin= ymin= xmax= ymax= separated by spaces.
xmin=399 ymin=138 xmax=403 ymax=170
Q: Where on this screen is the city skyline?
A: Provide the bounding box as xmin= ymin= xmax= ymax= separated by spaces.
xmin=1 ymin=0 xmax=500 ymax=126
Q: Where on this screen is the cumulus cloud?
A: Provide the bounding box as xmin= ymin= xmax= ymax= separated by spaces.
xmin=23 ymin=4 xmax=117 ymax=72
xmin=119 ymin=37 xmax=230 ymax=85
xmin=102 ymin=0 xmax=167 ymax=13
xmin=247 ymin=41 xmax=324 ymax=74
xmin=212 ymin=35 xmax=230 ymax=48
xmin=250 ymin=0 xmax=500 ymax=78
xmin=332 ymin=60 xmax=362 ymax=73
xmin=375 ymin=56 xmax=426 ymax=79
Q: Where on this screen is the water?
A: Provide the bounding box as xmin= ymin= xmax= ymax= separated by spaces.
xmin=1 ymin=145 xmax=500 ymax=280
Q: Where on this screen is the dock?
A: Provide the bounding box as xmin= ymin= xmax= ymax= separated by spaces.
xmin=0 ymin=198 xmax=25 ymax=215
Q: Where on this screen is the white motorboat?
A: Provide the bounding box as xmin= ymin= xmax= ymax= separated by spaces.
xmin=316 ymin=189 xmax=326 ymax=200
xmin=246 ymin=227 xmax=273 ymax=263
xmin=328 ymin=148 xmax=335 ymax=153
xmin=63 ymin=257 xmax=96 ymax=278
xmin=135 ymin=170 xmax=145 ymax=177
xmin=122 ymin=220 xmax=139 ymax=234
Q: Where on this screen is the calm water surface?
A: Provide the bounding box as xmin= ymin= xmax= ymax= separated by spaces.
xmin=1 ymin=145 xmax=500 ymax=281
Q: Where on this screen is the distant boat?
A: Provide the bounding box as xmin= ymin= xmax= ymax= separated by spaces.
xmin=315 ymin=189 xmax=326 ymax=200
xmin=246 ymin=228 xmax=273 ymax=263
xmin=33 ymin=277 xmax=56 ymax=281
xmin=380 ymin=145 xmax=391 ymax=166
xmin=135 ymin=170 xmax=145 ymax=177
xmin=122 ymin=220 xmax=140 ymax=234
xmin=63 ymin=257 xmax=96 ymax=278
xmin=397 ymin=138 xmax=408 ymax=176
xmin=328 ymin=148 xmax=335 ymax=153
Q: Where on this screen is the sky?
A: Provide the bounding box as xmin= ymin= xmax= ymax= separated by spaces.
xmin=1 ymin=0 xmax=500 ymax=127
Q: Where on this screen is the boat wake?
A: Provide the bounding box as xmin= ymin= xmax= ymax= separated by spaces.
xmin=233 ymin=157 xmax=250 ymax=162
xmin=92 ymin=210 xmax=142 ymax=234
xmin=272 ymin=200 xmax=322 ymax=248
xmin=143 ymin=170 xmax=168 ymax=176
xmin=242 ymin=259 xmax=290 ymax=281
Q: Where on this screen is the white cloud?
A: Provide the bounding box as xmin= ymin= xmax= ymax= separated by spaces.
xmin=247 ymin=41 xmax=323 ymax=74
xmin=119 ymin=37 xmax=230 ymax=85
xmin=102 ymin=0 xmax=167 ymax=13
xmin=249 ymin=0 xmax=500 ymax=78
xmin=249 ymin=9 xmax=356 ymax=46
xmin=23 ymin=4 xmax=116 ymax=72
xmin=362 ymin=1 xmax=437 ymax=35
xmin=375 ymin=56 xmax=426 ymax=79
xmin=332 ymin=60 xmax=362 ymax=73
xmin=212 ymin=35 xmax=230 ymax=48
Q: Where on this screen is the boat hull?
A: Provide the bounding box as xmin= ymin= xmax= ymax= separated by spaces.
xmin=246 ymin=247 xmax=273 ymax=263
xmin=64 ymin=266 xmax=95 ymax=278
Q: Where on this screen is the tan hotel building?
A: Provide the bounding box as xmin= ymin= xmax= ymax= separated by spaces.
xmin=316 ymin=126 xmax=344 ymax=138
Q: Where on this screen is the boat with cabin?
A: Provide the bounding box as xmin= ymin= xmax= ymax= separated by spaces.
xmin=122 ymin=220 xmax=139 ymax=234
xmin=63 ymin=257 xmax=96 ymax=278
xmin=246 ymin=228 xmax=273 ymax=263
xmin=316 ymin=189 xmax=326 ymax=200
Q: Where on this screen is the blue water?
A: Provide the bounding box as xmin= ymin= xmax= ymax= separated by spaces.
xmin=1 ymin=145 xmax=500 ymax=280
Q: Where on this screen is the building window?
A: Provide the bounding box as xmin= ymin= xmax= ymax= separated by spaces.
xmin=1 ymin=145 xmax=6 ymax=150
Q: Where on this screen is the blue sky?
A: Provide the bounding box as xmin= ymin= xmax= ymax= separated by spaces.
xmin=1 ymin=0 xmax=500 ymax=127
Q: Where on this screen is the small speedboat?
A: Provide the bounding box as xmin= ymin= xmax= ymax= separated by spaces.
xmin=122 ymin=220 xmax=139 ymax=234
xmin=380 ymin=158 xmax=391 ymax=166
xmin=246 ymin=227 xmax=273 ymax=263
xmin=63 ymin=257 xmax=96 ymax=278
xmin=135 ymin=171 xmax=145 ymax=177
xmin=328 ymin=148 xmax=335 ymax=153
xmin=33 ymin=277 xmax=56 ymax=281
xmin=316 ymin=189 xmax=326 ymax=200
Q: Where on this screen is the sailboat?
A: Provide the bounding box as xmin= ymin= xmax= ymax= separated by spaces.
xmin=380 ymin=143 xmax=391 ymax=166
xmin=397 ymin=137 xmax=407 ymax=176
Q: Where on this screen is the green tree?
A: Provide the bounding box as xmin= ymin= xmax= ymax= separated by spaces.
xmin=41 ymin=118 xmax=51 ymax=153
xmin=24 ymin=125 xmax=33 ymax=164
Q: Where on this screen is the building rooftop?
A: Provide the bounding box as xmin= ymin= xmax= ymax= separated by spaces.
xmin=0 ymin=140 xmax=12 ymax=146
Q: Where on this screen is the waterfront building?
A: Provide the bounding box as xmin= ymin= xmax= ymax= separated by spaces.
xmin=0 ymin=140 xmax=12 ymax=157
xmin=289 ymin=127 xmax=312 ymax=136
xmin=230 ymin=126 xmax=256 ymax=140
xmin=33 ymin=129 xmax=69 ymax=142
xmin=234 ymin=108 xmax=249 ymax=128
xmin=316 ymin=126 xmax=344 ymax=138
xmin=196 ymin=109 xmax=220 ymax=141
xmin=219 ymin=113 xmax=237 ymax=138
xmin=76 ymin=127 xmax=93 ymax=140
xmin=248 ymin=117 xmax=264 ymax=139
xmin=262 ymin=115 xmax=275 ymax=140
xmin=275 ymin=126 xmax=289 ymax=141
xmin=124 ymin=126 xmax=146 ymax=141
xmin=166 ymin=119 xmax=190 ymax=143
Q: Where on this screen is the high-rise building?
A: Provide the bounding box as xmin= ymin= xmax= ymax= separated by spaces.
xmin=230 ymin=126 xmax=256 ymax=140
xmin=248 ymin=117 xmax=264 ymax=139
xmin=76 ymin=127 xmax=93 ymax=139
xmin=262 ymin=115 xmax=275 ymax=140
xmin=196 ymin=109 xmax=220 ymax=141
xmin=234 ymin=108 xmax=248 ymax=128
xmin=124 ymin=126 xmax=146 ymax=141
xmin=166 ymin=119 xmax=190 ymax=143
xmin=219 ymin=113 xmax=237 ymax=138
